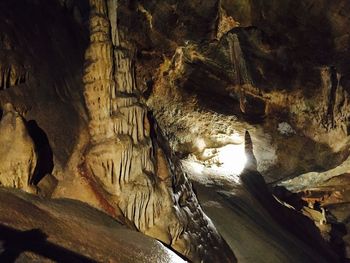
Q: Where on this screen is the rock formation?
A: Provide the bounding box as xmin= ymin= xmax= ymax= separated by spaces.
xmin=0 ymin=103 xmax=37 ymax=193
xmin=133 ymin=0 xmax=350 ymax=182
xmin=145 ymin=28 xmax=350 ymax=182
xmin=1 ymin=0 xmax=350 ymax=262
xmin=81 ymin=0 xmax=235 ymax=261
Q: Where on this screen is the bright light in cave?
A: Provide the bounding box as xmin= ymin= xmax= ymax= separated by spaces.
xmin=183 ymin=141 xmax=247 ymax=184
xmin=216 ymin=144 xmax=247 ymax=175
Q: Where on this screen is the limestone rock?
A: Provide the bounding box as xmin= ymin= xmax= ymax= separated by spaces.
xmin=239 ymin=131 xmax=340 ymax=262
xmin=1 ymin=0 xmax=349 ymax=262
xmin=145 ymin=25 xmax=350 ymax=182
xmin=0 ymin=103 xmax=37 ymax=193
xmin=0 ymin=0 xmax=90 ymax=169
xmin=279 ymin=169 xmax=350 ymax=261
xmin=80 ymin=1 xmax=235 ymax=262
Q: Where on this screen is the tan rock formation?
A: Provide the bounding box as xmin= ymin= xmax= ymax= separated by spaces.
xmin=2 ymin=0 xmax=348 ymax=261
xmin=0 ymin=103 xmax=37 ymax=193
xmin=81 ymin=0 xmax=235 ymax=262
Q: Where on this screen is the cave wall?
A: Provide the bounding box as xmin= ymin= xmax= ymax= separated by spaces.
xmin=123 ymin=0 xmax=350 ymax=181
xmin=1 ymin=0 xmax=350 ymax=262
xmin=0 ymin=0 xmax=90 ymax=166
xmin=0 ymin=1 xmax=237 ymax=261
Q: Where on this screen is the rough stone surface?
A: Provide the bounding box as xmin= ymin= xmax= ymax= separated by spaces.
xmin=1 ymin=0 xmax=350 ymax=262
xmin=0 ymin=103 xmax=37 ymax=193
xmin=279 ymin=159 xmax=350 ymax=261
xmin=126 ymin=0 xmax=350 ymax=182
xmin=0 ymin=0 xmax=89 ymax=168
xmin=79 ymin=1 xmax=235 ymax=261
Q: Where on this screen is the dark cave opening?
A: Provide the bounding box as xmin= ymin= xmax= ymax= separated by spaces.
xmin=26 ymin=120 xmax=54 ymax=185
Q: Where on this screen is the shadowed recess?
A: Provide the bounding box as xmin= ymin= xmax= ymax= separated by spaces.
xmin=26 ymin=120 xmax=54 ymax=185
xmin=0 ymin=224 xmax=97 ymax=262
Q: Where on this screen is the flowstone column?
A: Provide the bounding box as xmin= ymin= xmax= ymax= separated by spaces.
xmin=82 ymin=0 xmax=236 ymax=262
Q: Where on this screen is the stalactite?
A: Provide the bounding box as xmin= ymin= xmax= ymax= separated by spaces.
xmin=228 ymin=33 xmax=252 ymax=86
xmin=323 ymin=66 xmax=339 ymax=130
xmin=0 ymin=64 xmax=27 ymax=90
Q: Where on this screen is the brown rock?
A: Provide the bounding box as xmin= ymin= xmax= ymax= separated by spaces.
xmin=0 ymin=187 xmax=185 ymax=263
xmin=0 ymin=103 xmax=37 ymax=193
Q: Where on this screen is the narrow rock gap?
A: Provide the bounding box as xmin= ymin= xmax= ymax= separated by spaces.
xmin=26 ymin=120 xmax=54 ymax=185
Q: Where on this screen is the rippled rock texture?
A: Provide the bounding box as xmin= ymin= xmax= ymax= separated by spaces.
xmin=79 ymin=1 xmax=234 ymax=261
xmin=0 ymin=0 xmax=235 ymax=262
xmin=130 ymin=0 xmax=350 ymax=182
xmin=0 ymin=103 xmax=37 ymax=192
xmin=1 ymin=0 xmax=350 ymax=262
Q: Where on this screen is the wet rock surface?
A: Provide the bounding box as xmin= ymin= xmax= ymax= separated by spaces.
xmin=0 ymin=187 xmax=185 ymax=263
xmin=0 ymin=0 xmax=350 ymax=262
xmin=185 ymin=132 xmax=342 ymax=262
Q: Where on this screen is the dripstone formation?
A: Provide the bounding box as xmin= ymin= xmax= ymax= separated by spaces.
xmin=82 ymin=0 xmax=235 ymax=261
xmin=1 ymin=0 xmax=350 ymax=262
xmin=0 ymin=103 xmax=37 ymax=193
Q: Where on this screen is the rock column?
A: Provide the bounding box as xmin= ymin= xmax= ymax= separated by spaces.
xmin=83 ymin=1 xmax=236 ymax=261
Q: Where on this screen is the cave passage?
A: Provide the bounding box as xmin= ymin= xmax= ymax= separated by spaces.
xmin=26 ymin=120 xmax=54 ymax=185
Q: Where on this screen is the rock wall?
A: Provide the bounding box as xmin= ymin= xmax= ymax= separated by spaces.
xmin=82 ymin=0 xmax=235 ymax=261
xmin=144 ymin=21 xmax=350 ymax=182
xmin=107 ymin=0 xmax=349 ymax=182
xmin=0 ymin=0 xmax=89 ymax=167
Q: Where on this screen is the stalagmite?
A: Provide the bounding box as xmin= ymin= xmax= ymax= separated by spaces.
xmin=0 ymin=103 xmax=37 ymax=193
xmin=82 ymin=0 xmax=236 ymax=262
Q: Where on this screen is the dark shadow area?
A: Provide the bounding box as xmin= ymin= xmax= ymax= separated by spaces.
xmin=242 ymin=172 xmax=343 ymax=261
xmin=0 ymin=0 xmax=91 ymax=166
xmin=330 ymin=223 xmax=347 ymax=261
xmin=26 ymin=120 xmax=54 ymax=185
xmin=274 ymin=186 xmax=348 ymax=260
xmin=0 ymin=224 xmax=97 ymax=262
xmin=240 ymin=170 xmax=341 ymax=262
xmin=272 ymin=186 xmax=308 ymax=211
